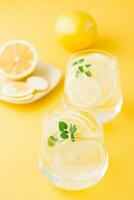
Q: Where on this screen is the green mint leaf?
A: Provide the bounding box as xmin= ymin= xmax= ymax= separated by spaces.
xmin=85 ymin=71 xmax=92 ymax=77
xmin=48 ymin=139 xmax=55 ymax=146
xmin=72 ymin=125 xmax=77 ymax=133
xmin=79 ymin=66 xmax=84 ymax=72
xmin=49 ymin=136 xmax=58 ymax=142
xmin=48 ymin=136 xmax=58 ymax=147
xmin=60 ymin=131 xmax=69 ymax=139
xmin=59 ymin=121 xmax=68 ymax=131
xmin=69 ymin=124 xmax=77 ymax=142
xmin=85 ymin=64 xmax=91 ymax=68
xmin=78 ymin=58 xmax=84 ymax=63
xmin=70 ymin=124 xmax=73 ymax=132
xmin=62 ymin=130 xmax=68 ymax=135
xmin=76 ymin=70 xmax=80 ymax=77
xmin=72 ymin=61 xmax=78 ymax=66
xmin=70 ymin=124 xmax=77 ymax=133
xmin=71 ymin=133 xmax=75 ymax=142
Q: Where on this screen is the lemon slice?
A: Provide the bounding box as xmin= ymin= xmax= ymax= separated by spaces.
xmin=83 ymin=53 xmax=118 ymax=105
xmin=2 ymin=82 xmax=34 ymax=98
xmin=27 ymin=76 xmax=49 ymax=91
xmin=46 ymin=138 xmax=108 ymax=181
xmin=11 ymin=94 xmax=33 ymax=101
xmin=3 ymin=94 xmax=34 ymax=102
xmin=66 ymin=75 xmax=101 ymax=107
xmin=0 ymin=40 xmax=38 ymax=80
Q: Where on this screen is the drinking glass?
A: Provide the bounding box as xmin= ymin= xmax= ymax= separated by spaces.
xmin=39 ymin=104 xmax=108 ymax=190
xmin=64 ymin=49 xmax=123 ymax=123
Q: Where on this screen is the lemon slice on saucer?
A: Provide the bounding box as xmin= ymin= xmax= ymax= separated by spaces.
xmin=2 ymin=82 xmax=34 ymax=98
xmin=0 ymin=40 xmax=38 ymax=80
xmin=5 ymin=94 xmax=34 ymax=102
xmin=27 ymin=76 xmax=49 ymax=91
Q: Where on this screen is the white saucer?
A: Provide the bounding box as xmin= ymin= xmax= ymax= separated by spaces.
xmin=0 ymin=61 xmax=62 ymax=104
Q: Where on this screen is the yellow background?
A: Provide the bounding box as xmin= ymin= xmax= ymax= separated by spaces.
xmin=0 ymin=0 xmax=134 ymax=199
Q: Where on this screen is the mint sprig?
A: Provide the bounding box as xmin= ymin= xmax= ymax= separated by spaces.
xmin=48 ymin=136 xmax=58 ymax=147
xmin=70 ymin=124 xmax=77 ymax=142
xmin=78 ymin=58 xmax=84 ymax=63
xmin=72 ymin=59 xmax=92 ymax=77
xmin=79 ymin=66 xmax=84 ymax=72
xmin=48 ymin=121 xmax=77 ymax=147
xmin=59 ymin=121 xmax=68 ymax=131
xmin=85 ymin=64 xmax=91 ymax=68
xmin=85 ymin=71 xmax=92 ymax=77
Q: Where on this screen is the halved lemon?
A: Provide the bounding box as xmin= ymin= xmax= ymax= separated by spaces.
xmin=27 ymin=76 xmax=49 ymax=91
xmin=2 ymin=82 xmax=34 ymax=98
xmin=0 ymin=40 xmax=38 ymax=80
xmin=65 ymin=75 xmax=101 ymax=107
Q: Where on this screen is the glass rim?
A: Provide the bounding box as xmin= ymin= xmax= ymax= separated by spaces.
xmin=42 ymin=102 xmax=104 ymax=140
xmin=67 ymin=48 xmax=118 ymax=65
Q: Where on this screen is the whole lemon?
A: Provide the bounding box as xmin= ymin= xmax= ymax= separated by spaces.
xmin=55 ymin=10 xmax=97 ymax=51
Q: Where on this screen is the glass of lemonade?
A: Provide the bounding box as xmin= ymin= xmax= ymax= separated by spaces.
xmin=39 ymin=104 xmax=108 ymax=190
xmin=64 ymin=49 xmax=123 ymax=123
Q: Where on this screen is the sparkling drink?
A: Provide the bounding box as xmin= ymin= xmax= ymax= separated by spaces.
xmin=39 ymin=104 xmax=108 ymax=190
xmin=64 ymin=49 xmax=123 ymax=123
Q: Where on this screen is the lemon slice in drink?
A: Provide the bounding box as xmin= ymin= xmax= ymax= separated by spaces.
xmin=82 ymin=53 xmax=118 ymax=105
xmin=0 ymin=40 xmax=38 ymax=80
xmin=27 ymin=76 xmax=49 ymax=91
xmin=65 ymin=75 xmax=101 ymax=107
xmin=2 ymin=82 xmax=34 ymax=98
xmin=47 ymin=138 xmax=108 ymax=181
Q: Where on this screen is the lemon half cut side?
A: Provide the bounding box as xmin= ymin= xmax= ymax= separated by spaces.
xmin=0 ymin=40 xmax=38 ymax=80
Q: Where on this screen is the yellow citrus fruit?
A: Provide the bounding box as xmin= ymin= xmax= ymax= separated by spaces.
xmin=66 ymin=75 xmax=101 ymax=107
xmin=27 ymin=76 xmax=49 ymax=91
xmin=2 ymin=82 xmax=34 ymax=98
xmin=3 ymin=94 xmax=34 ymax=102
xmin=0 ymin=40 xmax=38 ymax=80
xmin=55 ymin=11 xmax=97 ymax=51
